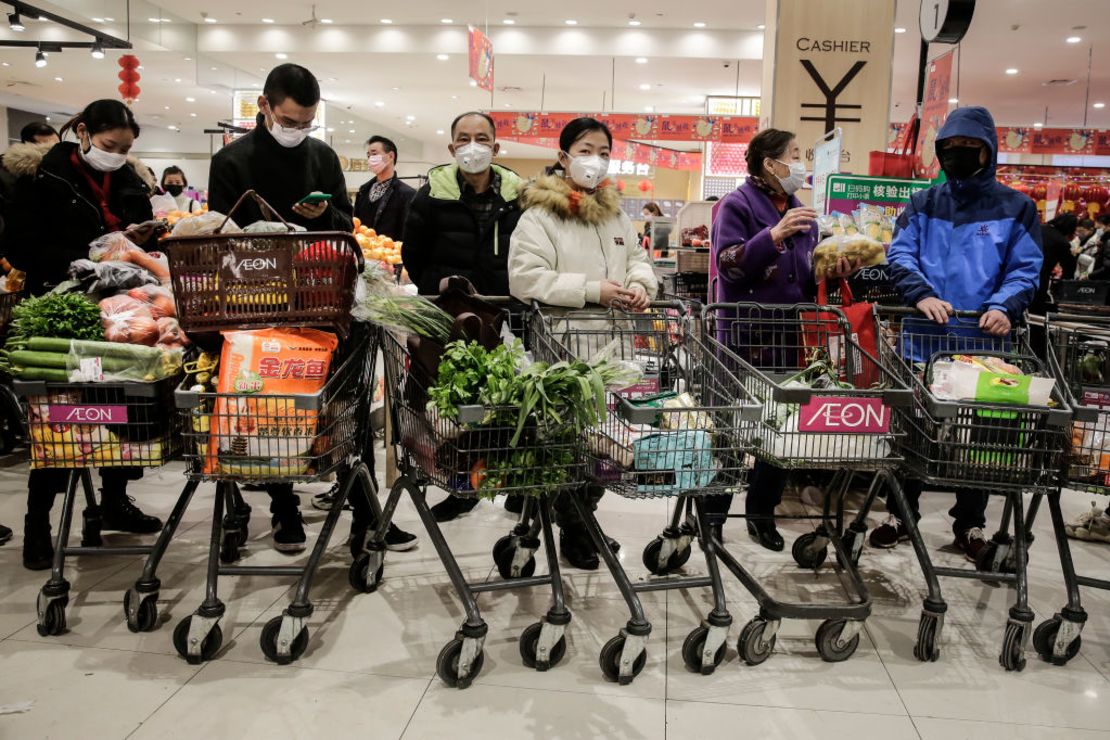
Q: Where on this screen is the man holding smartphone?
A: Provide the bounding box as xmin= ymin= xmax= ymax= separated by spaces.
xmin=208 ymin=63 xmax=352 ymax=232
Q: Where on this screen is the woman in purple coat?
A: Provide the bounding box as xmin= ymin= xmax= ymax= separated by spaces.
xmin=706 ymin=128 xmax=854 ymax=550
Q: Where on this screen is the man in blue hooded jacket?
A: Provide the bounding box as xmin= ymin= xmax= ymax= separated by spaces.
xmin=869 ymin=106 xmax=1043 ymax=561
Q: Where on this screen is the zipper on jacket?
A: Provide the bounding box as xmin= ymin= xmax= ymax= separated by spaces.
xmin=42 ymin=168 xmax=105 ymax=227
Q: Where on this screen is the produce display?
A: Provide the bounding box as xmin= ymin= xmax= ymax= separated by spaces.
xmin=353 ymin=217 xmax=402 ymax=267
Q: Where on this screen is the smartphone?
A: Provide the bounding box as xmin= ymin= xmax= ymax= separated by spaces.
xmin=297 ymin=192 xmax=332 ymax=205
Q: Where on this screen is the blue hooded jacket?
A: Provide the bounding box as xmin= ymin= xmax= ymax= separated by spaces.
xmin=887 ymin=107 xmax=1043 ymax=325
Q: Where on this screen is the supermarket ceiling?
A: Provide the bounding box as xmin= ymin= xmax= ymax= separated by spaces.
xmin=0 ymin=0 xmax=1106 ymax=158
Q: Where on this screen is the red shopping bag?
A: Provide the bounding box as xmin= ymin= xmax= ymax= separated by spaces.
xmin=869 ymin=115 xmax=917 ymax=179
xmin=820 ymin=279 xmax=880 ymax=388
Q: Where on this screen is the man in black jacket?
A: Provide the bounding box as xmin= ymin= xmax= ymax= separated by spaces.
xmin=354 ymin=136 xmax=415 ymax=239
xmin=208 ymin=64 xmax=352 ymax=232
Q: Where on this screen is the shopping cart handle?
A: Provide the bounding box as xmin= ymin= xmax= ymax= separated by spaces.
xmin=876 ymin=305 xmax=984 ymax=320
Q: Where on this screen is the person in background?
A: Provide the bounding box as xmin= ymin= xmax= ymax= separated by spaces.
xmin=208 ymin=63 xmax=364 ymax=553
xmin=509 ymin=117 xmax=656 ymax=569
xmin=354 ymin=136 xmax=416 ymax=240
xmin=402 ymin=111 xmax=525 ymax=523
xmin=19 ymin=121 xmax=60 ymax=146
xmin=702 ymin=128 xmax=857 ymax=551
xmin=160 ymin=165 xmax=200 ymax=213
xmin=4 ymin=100 xmax=164 ymax=568
xmin=641 ymin=201 xmax=672 ymax=256
xmin=871 ymin=106 xmax=1042 ymax=561
xmin=1031 ymin=213 xmax=1078 ymax=315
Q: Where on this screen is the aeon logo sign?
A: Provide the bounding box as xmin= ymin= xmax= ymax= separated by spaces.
xmin=47 ymin=404 xmax=129 ymax=424
xmin=798 ymin=396 xmax=889 ymax=434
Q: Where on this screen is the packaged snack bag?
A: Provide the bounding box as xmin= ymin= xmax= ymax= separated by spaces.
xmin=207 ymin=327 xmax=339 ymax=476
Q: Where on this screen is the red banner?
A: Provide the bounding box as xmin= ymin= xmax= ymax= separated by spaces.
xmin=500 ymin=136 xmax=702 ymax=171
xmin=487 ymin=111 xmax=759 ymax=143
xmin=914 ymin=51 xmax=954 ymax=180
xmin=468 ymin=26 xmax=494 ymax=92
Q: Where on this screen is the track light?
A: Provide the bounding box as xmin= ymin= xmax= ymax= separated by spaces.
xmin=90 ymin=40 xmax=104 ymax=59
xmin=34 ymin=49 xmax=46 ymax=68
xmin=9 ymin=12 xmax=24 ymax=31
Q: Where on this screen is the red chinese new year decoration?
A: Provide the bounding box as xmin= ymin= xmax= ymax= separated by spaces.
xmin=638 ymin=179 xmax=653 ymax=193
xmin=117 ymin=54 xmax=140 ymax=104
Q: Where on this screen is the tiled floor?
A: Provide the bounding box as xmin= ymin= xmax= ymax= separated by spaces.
xmin=2 ymin=450 xmax=1110 ymax=739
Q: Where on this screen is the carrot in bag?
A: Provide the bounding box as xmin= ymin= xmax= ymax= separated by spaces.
xmin=206 ymin=327 xmax=339 ymax=476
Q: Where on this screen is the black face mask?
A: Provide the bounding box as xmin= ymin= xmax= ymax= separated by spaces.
xmin=938 ymin=145 xmax=984 ymax=181
xmin=165 ymin=184 xmax=184 ymax=197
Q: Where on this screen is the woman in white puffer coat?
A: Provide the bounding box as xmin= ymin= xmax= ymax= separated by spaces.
xmin=508 ymin=117 xmax=659 ymax=571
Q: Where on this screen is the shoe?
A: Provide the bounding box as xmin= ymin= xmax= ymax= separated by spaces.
xmin=430 ymin=495 xmax=479 ymax=522
xmin=312 ymin=489 xmax=336 ymax=511
xmin=504 ymin=494 xmax=524 ymax=514
xmin=560 ymin=530 xmax=599 ymax=570
xmin=708 ymin=522 xmax=724 ymax=544
xmin=746 ymin=519 xmax=785 ymax=552
xmin=349 ymin=521 xmax=419 ymax=555
xmin=955 ymin=527 xmax=988 ymax=563
xmin=869 ymin=514 xmax=909 ymax=549
xmin=1067 ymin=501 xmax=1110 ymax=543
xmin=604 ymin=534 xmax=621 ymax=554
xmin=22 ymin=515 xmax=53 ymax=570
xmin=0 ymin=522 xmax=11 ymax=545
xmin=271 ymin=511 xmax=307 ymax=553
xmin=101 ymin=495 xmax=163 ymax=534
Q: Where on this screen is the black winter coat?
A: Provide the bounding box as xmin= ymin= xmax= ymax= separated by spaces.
xmin=6 ymin=142 xmax=154 ymax=295
xmin=208 ymin=114 xmax=353 ymax=231
xmin=1032 ymin=224 xmax=1078 ymax=314
xmin=401 ymin=164 xmax=523 ymax=296
xmin=353 ymin=175 xmax=416 ymax=240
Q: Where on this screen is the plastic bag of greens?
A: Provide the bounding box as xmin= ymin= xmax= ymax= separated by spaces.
xmin=243 ymin=220 xmax=306 ymax=234
xmin=67 ymin=339 xmax=182 ymax=382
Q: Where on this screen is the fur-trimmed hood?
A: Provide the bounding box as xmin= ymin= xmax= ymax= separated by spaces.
xmin=520 ymin=174 xmax=622 ymax=225
xmin=2 ymin=140 xmax=155 ymax=190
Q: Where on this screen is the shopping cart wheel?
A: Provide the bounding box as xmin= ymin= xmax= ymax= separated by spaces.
xmin=641 ymin=536 xmax=692 ymax=576
xmin=123 ymin=590 xmax=158 ymax=633
xmin=599 ymin=634 xmax=647 ymax=683
xmin=437 ymin=638 xmax=486 ymax=688
xmin=815 ymin=619 xmax=861 ymax=663
xmin=519 ymin=622 xmax=567 ymax=670
xmin=913 ymin=612 xmax=941 ymax=662
xmin=492 ymin=536 xmax=536 ymax=580
xmin=173 ymin=616 xmax=222 ymax=664
xmin=791 ymin=532 xmax=828 ymax=570
xmin=736 ymin=617 xmax=776 ymax=666
xmin=36 ymin=598 xmax=67 ymax=637
xmin=681 ymin=625 xmax=727 ymax=674
xmin=1032 ymin=617 xmax=1082 ymax=666
xmin=260 ymin=615 xmax=309 ymax=665
xmin=1000 ymin=619 xmax=1029 ymax=672
xmin=348 ymin=552 xmax=384 ymax=594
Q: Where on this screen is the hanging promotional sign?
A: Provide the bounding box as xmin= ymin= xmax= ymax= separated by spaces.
xmin=468 ymin=26 xmax=494 ymax=92
xmin=487 ymin=111 xmax=759 ymax=144
xmin=499 ymin=135 xmax=702 ymax=171
xmin=825 ymin=174 xmax=931 ymax=218
xmin=813 ymin=128 xmax=843 ymax=214
xmin=914 ymin=50 xmax=955 ymax=180
xmin=231 ymin=90 xmax=325 ymax=141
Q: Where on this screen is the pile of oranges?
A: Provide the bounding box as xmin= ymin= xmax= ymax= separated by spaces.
xmin=353 ymin=217 xmax=402 ymax=266
xmin=162 ymin=204 xmax=210 ymax=228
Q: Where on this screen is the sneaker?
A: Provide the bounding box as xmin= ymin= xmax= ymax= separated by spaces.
xmin=955 ymin=527 xmax=988 ymax=563
xmin=869 ymin=514 xmax=909 ymax=549
xmin=101 ymin=495 xmax=163 ymax=534
xmin=0 ymin=522 xmax=11 ymax=545
xmin=271 ymin=511 xmax=307 ymax=553
xmin=560 ymin=530 xmax=599 ymax=570
xmin=746 ymin=519 xmax=785 ymax=552
xmin=22 ymin=515 xmax=53 ymax=570
xmin=1067 ymin=502 xmax=1110 ymax=543
xmin=312 ymin=490 xmax=336 ymax=511
xmin=349 ymin=521 xmax=419 ymax=555
xmin=504 ymin=494 xmax=525 ymax=515
xmin=430 ymin=495 xmax=479 ymax=522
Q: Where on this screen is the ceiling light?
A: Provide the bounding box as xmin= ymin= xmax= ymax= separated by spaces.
xmin=168 ymin=125 xmax=177 ymax=130
xmin=204 ymin=17 xmax=218 ymax=23
xmin=1067 ymin=36 xmax=1082 ymax=43
xmin=185 ymin=96 xmax=196 ymax=102
xmin=635 ymin=57 xmax=648 ymax=64
xmin=1005 ymin=68 xmax=1019 ymax=75
xmin=504 ymin=103 xmax=511 ymax=108
xmin=644 ymin=105 xmax=654 ymax=112
xmin=174 ymin=77 xmax=182 ymax=82
xmin=501 ymin=148 xmax=508 ymax=154
xmin=628 ymin=19 xmax=641 ymax=26
xmin=190 ymin=112 xmax=197 ymax=117
xmin=380 ymin=18 xmax=393 ymax=24
xmin=90 ymin=41 xmax=104 ymax=59
xmin=104 ymin=17 xmax=113 ymax=22
xmin=164 ymin=105 xmax=170 ymax=110
xmin=895 ymin=27 xmax=907 ymax=33
xmin=2 ymin=62 xmax=9 ymax=67
xmin=441 ymin=18 xmax=453 ymax=24
xmin=565 ymin=19 xmax=577 ymax=25
xmin=1033 ymin=122 xmax=1044 ymax=128
xmin=391 ymin=86 xmax=400 ymax=91
xmin=757 ymin=24 xmax=766 ymax=30
xmin=184 ymin=57 xmax=192 ymax=61
xmin=344 ymin=139 xmax=350 ymax=143
xmin=469 ymin=79 xmax=477 ymax=87
xmin=451 ymin=95 xmax=458 ymax=100
xmin=262 ymin=18 xmax=275 ymax=23
xmin=53 ymin=76 xmax=62 ymax=82
xmin=948 ymin=97 xmax=958 ymax=103
xmin=502 ymin=18 xmax=515 ymax=24
xmin=326 ymin=127 xmax=334 ymax=132
xmin=405 ymin=114 xmax=415 ymax=120
xmin=436 ymin=129 xmax=445 ymax=135
xmin=693 ymin=21 xmax=706 ymax=28
xmin=320 ymin=18 xmax=333 ymax=24
xmin=639 ymin=83 xmax=651 ymax=90
xmin=275 ymin=53 xmax=288 ymax=59
xmin=1095 ymin=102 xmax=1107 ymax=109
xmin=437 ymin=54 xmax=449 ymax=61
xmin=91 ymin=16 xmax=104 ymax=23
xmin=147 ymin=17 xmax=163 ymax=23
xmin=210 ymin=66 xmax=217 ymax=71
xmin=348 ymin=128 xmax=355 ymax=133
xmin=374 ymin=100 xmax=384 ymax=107
xmin=34 ymin=50 xmax=46 ymax=68
xmin=8 ymin=13 xmax=24 ymax=31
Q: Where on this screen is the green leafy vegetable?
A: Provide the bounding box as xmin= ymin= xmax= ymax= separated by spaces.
xmin=8 ymin=292 xmax=103 ymax=344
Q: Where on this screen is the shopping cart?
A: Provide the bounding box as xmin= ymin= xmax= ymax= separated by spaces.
xmin=0 ymin=289 xmax=25 ymax=453
xmin=530 ymin=301 xmax=762 ymax=682
xmin=1032 ymin=313 xmax=1110 ymax=665
xmin=20 ymin=374 xmax=183 ymax=637
xmin=155 ymin=190 xmax=381 ymax=664
xmin=373 ymin=299 xmax=583 ymax=688
xmin=704 ymin=302 xmax=912 ymax=664
xmin=870 ymin=308 xmax=1071 ymax=670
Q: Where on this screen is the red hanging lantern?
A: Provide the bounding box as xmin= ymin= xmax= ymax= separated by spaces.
xmin=117 ymin=68 xmax=140 ymax=84
xmin=638 ymin=179 xmax=653 ymax=193
xmin=117 ymin=55 xmax=140 ymax=104
xmin=1083 ymin=184 xmax=1107 ymax=204
xmin=1031 ymin=183 xmax=1048 ymax=202
xmin=1064 ymin=182 xmax=1083 ymax=200
xmin=615 ymin=179 xmax=626 ymax=192
xmin=118 ymin=54 xmax=140 ymax=70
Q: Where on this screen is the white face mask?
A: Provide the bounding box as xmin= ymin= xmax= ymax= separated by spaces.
xmin=367 ymin=154 xmax=387 ymax=174
xmin=79 ymin=137 xmax=127 ymax=172
xmin=567 ymin=153 xmax=608 ymax=190
xmin=773 ymin=159 xmax=808 ymax=196
xmin=269 ymin=120 xmax=310 ymax=148
xmin=454 ymin=142 xmax=493 ymax=174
